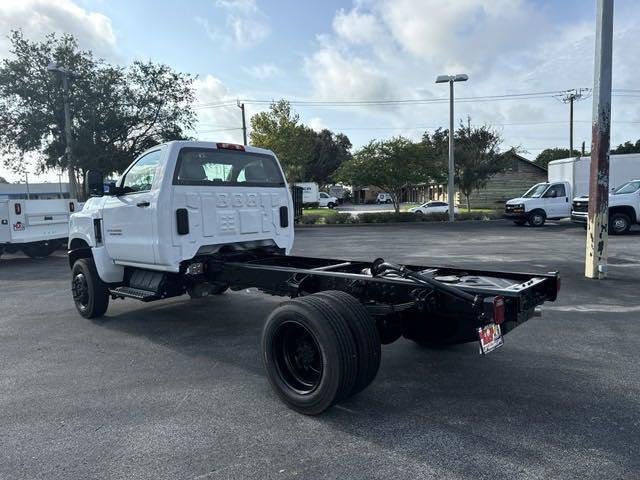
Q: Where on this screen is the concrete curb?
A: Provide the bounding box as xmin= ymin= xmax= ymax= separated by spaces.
xmin=294 ymin=219 xmax=502 ymax=228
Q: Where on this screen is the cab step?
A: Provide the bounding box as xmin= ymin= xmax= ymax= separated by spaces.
xmin=109 ymin=286 xmax=159 ymax=301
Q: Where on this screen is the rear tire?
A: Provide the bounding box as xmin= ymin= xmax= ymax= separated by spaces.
xmin=312 ymin=291 xmax=381 ymax=395
xmin=71 ymin=258 xmax=109 ymax=319
xmin=261 ymin=295 xmax=358 ymax=415
xmin=527 ymin=211 xmax=546 ymax=227
xmin=609 ymin=213 xmax=631 ymax=235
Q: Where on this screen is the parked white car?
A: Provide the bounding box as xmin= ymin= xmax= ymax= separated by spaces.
xmin=318 ymin=192 xmax=338 ymax=209
xmin=409 ymin=201 xmax=459 ymax=215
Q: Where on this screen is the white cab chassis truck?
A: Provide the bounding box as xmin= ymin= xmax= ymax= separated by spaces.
xmin=0 ymin=198 xmax=77 ymax=258
xmin=505 ymin=154 xmax=640 ymax=227
xmin=68 ymin=140 xmax=560 ymax=415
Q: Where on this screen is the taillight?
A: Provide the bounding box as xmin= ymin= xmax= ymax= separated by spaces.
xmin=492 ymin=296 xmax=505 ymax=325
xmin=216 ymin=142 xmax=245 ymax=151
xmin=69 ymin=202 xmax=75 ymax=212
xmin=14 ymin=203 xmax=21 ymax=215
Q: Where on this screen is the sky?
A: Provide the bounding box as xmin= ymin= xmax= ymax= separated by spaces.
xmin=1 ymin=0 xmax=639 ymax=182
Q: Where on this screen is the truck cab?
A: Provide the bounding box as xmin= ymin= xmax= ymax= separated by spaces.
xmin=504 ymin=181 xmax=571 ymax=227
xmin=69 ymin=141 xmax=293 ymax=284
xmin=571 ymin=179 xmax=640 ymax=234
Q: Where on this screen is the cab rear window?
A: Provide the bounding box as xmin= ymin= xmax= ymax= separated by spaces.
xmin=173 ymin=148 xmax=285 ymax=187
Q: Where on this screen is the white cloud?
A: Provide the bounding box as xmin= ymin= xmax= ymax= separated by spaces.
xmin=243 ymin=63 xmax=281 ymax=79
xmin=192 ymin=74 xmax=269 ymax=144
xmin=305 ymin=46 xmax=399 ymax=102
xmin=0 ymin=0 xmax=116 ymax=59
xmin=197 ymin=0 xmax=269 ymax=49
xmin=333 ymin=8 xmax=384 ymax=46
xmin=307 ymin=117 xmax=327 ymax=132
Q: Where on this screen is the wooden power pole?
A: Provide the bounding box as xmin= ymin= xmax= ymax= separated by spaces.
xmin=585 ymin=0 xmax=614 ymax=279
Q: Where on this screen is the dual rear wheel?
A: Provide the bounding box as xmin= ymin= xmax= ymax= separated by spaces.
xmin=262 ymin=291 xmax=381 ymax=415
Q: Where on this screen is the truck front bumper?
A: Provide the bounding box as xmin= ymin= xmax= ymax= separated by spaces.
xmin=504 ymin=211 xmax=527 ymax=220
xmin=571 ymin=213 xmax=588 ymax=224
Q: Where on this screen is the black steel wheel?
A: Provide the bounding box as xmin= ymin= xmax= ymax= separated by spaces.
xmin=71 ymin=258 xmax=109 ymax=319
xmin=527 ymin=210 xmax=546 ymax=227
xmin=609 ymin=213 xmax=631 ymax=235
xmin=261 ymin=295 xmax=358 ymax=415
xmin=312 ymin=291 xmax=381 ymax=395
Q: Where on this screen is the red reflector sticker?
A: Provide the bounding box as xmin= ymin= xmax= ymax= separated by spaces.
xmin=492 ymin=295 xmax=505 ymax=325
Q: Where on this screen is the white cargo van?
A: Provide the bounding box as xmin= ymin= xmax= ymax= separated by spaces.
xmin=0 ymin=198 xmax=77 ymax=257
xmin=504 ymin=154 xmax=640 ymax=226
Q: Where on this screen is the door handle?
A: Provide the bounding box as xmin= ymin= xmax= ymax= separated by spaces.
xmin=136 ymin=201 xmax=150 ymax=207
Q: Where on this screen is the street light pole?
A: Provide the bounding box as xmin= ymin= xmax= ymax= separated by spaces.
xmin=436 ymin=73 xmax=468 ymax=222
xmin=237 ymin=100 xmax=247 ymax=145
xmin=47 ymin=62 xmax=78 ymax=200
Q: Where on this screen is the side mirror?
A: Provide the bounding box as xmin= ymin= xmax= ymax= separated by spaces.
xmin=85 ymin=170 xmax=104 ymax=197
xmin=103 ymin=180 xmax=119 ymax=195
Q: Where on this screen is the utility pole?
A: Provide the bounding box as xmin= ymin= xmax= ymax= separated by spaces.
xmin=237 ymin=100 xmax=247 ymax=145
xmin=585 ymin=0 xmax=614 ymax=280
xmin=435 ymin=73 xmax=468 ymax=222
xmin=47 ymin=62 xmax=78 ymax=200
xmin=559 ymin=88 xmax=590 ymax=156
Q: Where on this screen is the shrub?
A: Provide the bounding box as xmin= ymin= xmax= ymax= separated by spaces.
xmin=324 ymin=213 xmax=355 ymax=224
xmin=299 ymin=214 xmax=321 ymax=225
xmin=303 ymin=202 xmax=320 ymax=209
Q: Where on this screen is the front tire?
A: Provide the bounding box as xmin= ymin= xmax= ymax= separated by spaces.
xmin=327 ymin=202 xmax=336 ymax=209
xmin=262 ymin=295 xmax=359 ymax=415
xmin=527 ymin=211 xmax=546 ymax=227
xmin=609 ymin=213 xmax=631 ymax=235
xmin=71 ymin=258 xmax=109 ymax=319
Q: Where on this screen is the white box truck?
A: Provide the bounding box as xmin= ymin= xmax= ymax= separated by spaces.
xmin=504 ymin=154 xmax=640 ymax=226
xmin=0 ymin=198 xmax=77 ymax=258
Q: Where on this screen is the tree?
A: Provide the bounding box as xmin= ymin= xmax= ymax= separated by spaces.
xmin=0 ymin=176 xmax=7 ymax=183
xmin=611 ymin=139 xmax=640 ymax=154
xmin=0 ymin=31 xmax=196 ymax=197
xmin=250 ymin=100 xmax=352 ymax=184
xmin=425 ymin=122 xmax=505 ymax=212
xmin=249 ymin=100 xmax=315 ymax=182
xmin=335 ymin=136 xmax=439 ymax=213
xmin=534 ymin=148 xmax=581 ymax=169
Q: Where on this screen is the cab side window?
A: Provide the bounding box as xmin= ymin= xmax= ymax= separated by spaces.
xmin=121 ymin=150 xmax=162 ymax=194
xmin=544 ymin=184 xmax=566 ymax=198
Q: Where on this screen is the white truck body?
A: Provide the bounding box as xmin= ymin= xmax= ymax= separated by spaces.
xmin=295 ymin=182 xmax=319 ymax=204
xmin=0 ymin=198 xmax=76 ymax=247
xmin=505 ymin=154 xmax=640 ymax=225
xmin=571 ymin=179 xmax=640 ymax=234
xmin=69 ymin=141 xmax=294 ymax=283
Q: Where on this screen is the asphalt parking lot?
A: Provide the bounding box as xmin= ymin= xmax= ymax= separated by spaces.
xmin=1 ymin=221 xmax=639 ymax=480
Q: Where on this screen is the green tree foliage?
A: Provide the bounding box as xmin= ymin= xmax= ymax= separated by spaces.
xmin=0 ymin=31 xmax=196 ymax=187
xmin=534 ymin=148 xmax=583 ymax=169
xmin=424 ymin=122 xmax=505 ymax=212
xmin=335 ymin=136 xmax=439 ymax=213
xmin=611 ymin=139 xmax=640 ymax=154
xmin=249 ymin=100 xmax=351 ymax=183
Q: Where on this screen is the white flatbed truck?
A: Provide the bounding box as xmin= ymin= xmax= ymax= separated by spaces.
xmin=68 ymin=141 xmax=560 ymax=415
